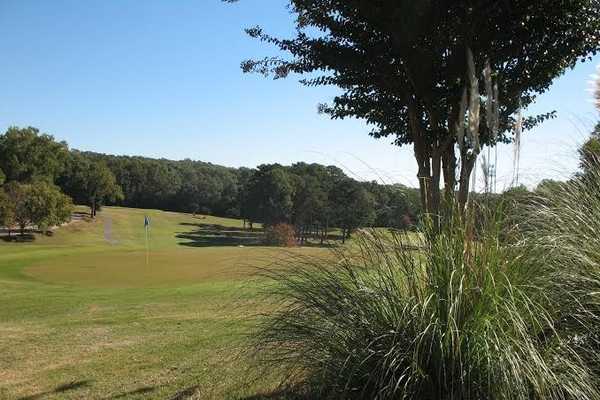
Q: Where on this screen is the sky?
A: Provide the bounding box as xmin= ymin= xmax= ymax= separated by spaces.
xmin=1 ymin=0 xmax=599 ymax=191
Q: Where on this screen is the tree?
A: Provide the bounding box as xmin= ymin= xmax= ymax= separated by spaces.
xmin=364 ymin=182 xmax=421 ymax=229
xmin=0 ymin=126 xmax=69 ymax=183
xmin=4 ymin=181 xmax=72 ymax=236
xmin=24 ymin=182 xmax=73 ymax=234
xmin=0 ymin=168 xmax=5 ymax=186
xmin=331 ymin=179 xmax=375 ymax=243
xmin=234 ymin=0 xmax=600 ymax=217
xmin=4 ymin=182 xmax=29 ymax=236
xmin=244 ymin=165 xmax=294 ymax=226
xmin=0 ymin=189 xmax=15 ymax=236
xmin=59 ymin=155 xmax=122 ymax=218
xmin=291 ymin=174 xmax=327 ymax=244
xmin=84 ymin=162 xmax=122 ymax=218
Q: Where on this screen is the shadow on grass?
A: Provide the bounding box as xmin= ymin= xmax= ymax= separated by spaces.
xmin=72 ymin=211 xmax=92 ymax=220
xmin=17 ymin=380 xmax=92 ymax=400
xmin=168 ymin=385 xmax=200 ymax=400
xmin=176 ymin=223 xmax=265 ymax=247
xmin=0 ymin=230 xmax=36 ymax=242
xmin=241 ymin=387 xmax=315 ymax=400
xmin=106 ymin=386 xmax=156 ymax=399
xmin=176 ymin=221 xmax=346 ymax=249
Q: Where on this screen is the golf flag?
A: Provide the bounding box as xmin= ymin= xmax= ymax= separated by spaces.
xmin=144 ymin=216 xmax=150 ymax=266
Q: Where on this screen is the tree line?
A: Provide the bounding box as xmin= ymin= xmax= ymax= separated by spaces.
xmin=0 ymin=126 xmax=422 ymax=240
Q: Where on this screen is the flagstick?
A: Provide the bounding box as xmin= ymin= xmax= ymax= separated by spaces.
xmin=145 ymin=223 xmax=149 ymax=266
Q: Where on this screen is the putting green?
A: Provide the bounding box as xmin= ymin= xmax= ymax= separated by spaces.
xmin=15 ymin=206 xmax=323 ymax=288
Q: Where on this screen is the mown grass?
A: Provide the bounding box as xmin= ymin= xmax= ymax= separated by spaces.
xmin=0 ymin=206 xmax=326 ymax=399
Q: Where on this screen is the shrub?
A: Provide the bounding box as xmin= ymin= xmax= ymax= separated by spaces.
xmin=264 ymin=223 xmax=297 ymax=247
xmin=251 ymin=203 xmax=600 ymax=399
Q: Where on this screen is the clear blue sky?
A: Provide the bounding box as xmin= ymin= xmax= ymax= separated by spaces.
xmin=1 ymin=0 xmax=599 ymax=190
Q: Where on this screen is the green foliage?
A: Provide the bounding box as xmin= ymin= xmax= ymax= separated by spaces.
xmin=235 ymin=0 xmax=600 ymax=214
xmin=3 ymin=181 xmax=73 ymax=234
xmin=0 ymin=126 xmax=69 ymax=183
xmin=0 ymin=189 xmax=15 ymax=230
xmin=519 ymin=162 xmax=600 ymax=380
xmin=253 ymin=196 xmax=600 ymax=398
xmin=244 ymin=164 xmax=295 ymax=226
xmin=330 ymin=179 xmax=375 ymax=241
xmin=59 ymin=153 xmax=123 ymax=217
xmin=3 ymin=125 xmax=421 ymax=233
xmin=365 ymin=182 xmax=421 ymax=229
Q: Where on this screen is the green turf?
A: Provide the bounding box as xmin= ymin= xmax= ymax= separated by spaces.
xmin=0 ymin=206 xmax=325 ymax=400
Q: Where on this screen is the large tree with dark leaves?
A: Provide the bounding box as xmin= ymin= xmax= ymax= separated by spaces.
xmin=0 ymin=127 xmax=69 ymax=183
xmin=244 ymin=164 xmax=295 ymax=226
xmin=229 ymin=0 xmax=600 ymax=216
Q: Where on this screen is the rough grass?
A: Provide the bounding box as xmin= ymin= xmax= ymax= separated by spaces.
xmin=251 ymin=209 xmax=600 ymax=399
xmin=0 ymin=206 xmax=326 ymax=400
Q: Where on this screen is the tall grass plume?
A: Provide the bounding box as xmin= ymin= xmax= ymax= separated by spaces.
xmin=249 ymin=182 xmax=600 ymax=399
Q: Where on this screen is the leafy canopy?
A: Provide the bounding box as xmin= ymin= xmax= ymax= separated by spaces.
xmin=231 ymin=0 xmax=600 ymax=213
xmin=0 ymin=127 xmax=69 ymax=183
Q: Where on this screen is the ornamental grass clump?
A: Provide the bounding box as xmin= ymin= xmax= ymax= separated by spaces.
xmin=518 ymin=161 xmax=600 ymax=379
xmin=251 ymin=187 xmax=600 ymax=399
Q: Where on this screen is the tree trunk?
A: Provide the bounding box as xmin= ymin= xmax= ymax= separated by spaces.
xmin=91 ymin=198 xmax=96 ymax=219
xmin=442 ymin=145 xmax=457 ymax=204
xmin=458 ymin=152 xmax=477 ymax=211
xmin=408 ymin=95 xmax=435 ymax=217
xmin=430 ymin=145 xmax=442 ymax=219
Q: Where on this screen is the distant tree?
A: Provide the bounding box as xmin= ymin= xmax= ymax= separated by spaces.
xmin=0 ymin=127 xmax=69 ymax=183
xmin=364 ymin=182 xmax=421 ymax=229
xmin=59 ymin=155 xmax=122 ymax=218
xmin=289 ymin=163 xmax=346 ymax=243
xmin=24 ymin=182 xmax=73 ymax=234
xmin=292 ymin=174 xmax=327 ymax=244
xmin=237 ymin=167 xmax=255 ymax=227
xmin=4 ymin=182 xmax=29 ymax=235
xmin=331 ymin=179 xmax=375 ymax=243
xmin=84 ymin=162 xmax=122 ymax=218
xmin=0 ymin=189 xmax=15 ymax=236
xmin=235 ymin=0 xmax=600 ymax=217
xmin=4 ymin=181 xmax=72 ymax=236
xmin=245 ymin=165 xmax=295 ymax=226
